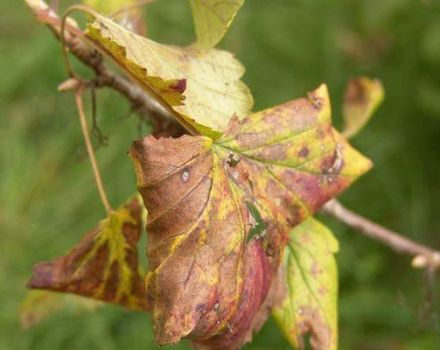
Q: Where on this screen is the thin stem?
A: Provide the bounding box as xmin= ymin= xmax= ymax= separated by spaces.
xmin=60 ymin=7 xmax=77 ymax=78
xmin=74 ymin=87 xmax=112 ymax=214
xmin=323 ymin=200 xmax=440 ymax=270
xmin=27 ymin=0 xmax=185 ymax=137
xmin=61 ymin=5 xmax=99 ymax=78
xmin=28 ymin=1 xmax=440 ymax=271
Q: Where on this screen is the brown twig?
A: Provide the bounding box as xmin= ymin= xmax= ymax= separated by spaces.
xmin=25 ymin=0 xmax=183 ymax=137
xmin=323 ymin=200 xmax=440 ymax=270
xmin=26 ymin=1 xmax=440 ymax=271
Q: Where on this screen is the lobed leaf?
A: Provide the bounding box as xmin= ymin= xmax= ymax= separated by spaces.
xmin=188 ymin=0 xmax=245 ymax=49
xmin=27 ymin=198 xmax=148 ymax=311
xmin=342 ymin=77 xmax=384 ymax=139
xmin=130 ymin=85 xmax=371 ymax=349
xmin=20 ymin=290 xmax=101 ymax=329
xmin=273 ymin=218 xmax=339 ymax=350
xmin=85 ymin=14 xmax=253 ymax=138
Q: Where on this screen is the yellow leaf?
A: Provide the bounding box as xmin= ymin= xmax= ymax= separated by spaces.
xmin=85 ymin=14 xmax=253 ymax=138
xmin=342 ymin=77 xmax=384 ymax=139
xmin=188 ymin=0 xmax=245 ymax=49
xmin=273 ymin=218 xmax=339 ymax=350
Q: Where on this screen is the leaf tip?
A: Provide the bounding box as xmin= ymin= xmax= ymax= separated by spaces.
xmin=343 ymin=77 xmax=385 ymax=139
xmin=308 ymin=84 xmax=331 ymax=121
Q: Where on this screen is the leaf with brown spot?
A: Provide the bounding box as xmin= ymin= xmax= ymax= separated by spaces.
xmin=130 ymin=85 xmax=371 ymax=349
xmin=272 ymin=217 xmax=339 ymax=350
xmin=27 ymin=198 xmax=148 ymax=311
xmin=85 ymin=13 xmax=253 ymax=138
xmin=342 ymin=77 xmax=384 ymax=139
xmin=189 ymin=0 xmax=245 ymax=49
xmin=20 ymin=290 xmax=101 ymax=329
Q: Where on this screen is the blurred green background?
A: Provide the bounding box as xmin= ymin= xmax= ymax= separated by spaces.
xmin=1 ymin=0 xmax=440 ymax=349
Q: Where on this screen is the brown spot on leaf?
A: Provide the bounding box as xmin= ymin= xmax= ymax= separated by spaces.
xmin=296 ymin=307 xmax=331 ymax=350
xmin=298 ymin=146 xmax=310 ymax=158
xmin=227 ymin=152 xmax=240 ymax=167
xmin=319 ymin=287 xmax=328 ymax=296
xmin=169 ymin=79 xmax=187 ymax=94
xmin=345 ymin=78 xmax=368 ymax=105
xmin=307 ymin=92 xmax=323 ymax=110
xmin=310 ymin=262 xmax=321 ymax=277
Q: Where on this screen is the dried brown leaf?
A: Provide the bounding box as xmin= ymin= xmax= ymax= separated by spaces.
xmin=28 ymin=198 xmax=148 ymax=311
xmin=130 ymin=85 xmax=371 ymax=349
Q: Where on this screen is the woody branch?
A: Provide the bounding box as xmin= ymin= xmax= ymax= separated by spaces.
xmin=27 ymin=0 xmax=184 ymax=137
xmin=323 ymin=200 xmax=440 ymax=270
xmin=28 ymin=0 xmax=440 ymax=272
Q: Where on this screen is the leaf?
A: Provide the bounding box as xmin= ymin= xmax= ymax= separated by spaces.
xmin=20 ymin=290 xmax=101 ymax=329
xmin=83 ymin=0 xmax=146 ymax=34
xmin=272 ymin=218 xmax=339 ymax=350
xmin=342 ymin=77 xmax=384 ymax=139
xmin=129 ymin=85 xmax=371 ymax=348
xmin=188 ymin=0 xmax=245 ymax=49
xmin=28 ymin=197 xmax=148 ymax=311
xmin=85 ymin=13 xmax=253 ymax=138
xmin=84 ymin=0 xmax=134 ymax=13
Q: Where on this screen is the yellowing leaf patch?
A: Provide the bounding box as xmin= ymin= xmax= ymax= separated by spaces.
xmin=273 ymin=218 xmax=339 ymax=350
xmin=129 ymin=85 xmax=371 ymax=349
xmin=28 ymin=198 xmax=147 ymax=311
xmin=86 ymin=14 xmax=253 ymax=138
xmin=189 ymin=0 xmax=245 ymax=49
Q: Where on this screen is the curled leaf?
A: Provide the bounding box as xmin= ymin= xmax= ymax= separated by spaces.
xmin=130 ymin=85 xmax=371 ymax=348
xmin=20 ymin=290 xmax=101 ymax=329
xmin=273 ymin=218 xmax=339 ymax=350
xmin=28 ymin=198 xmax=148 ymax=311
xmin=85 ymin=14 xmax=253 ymax=138
xmin=189 ymin=0 xmax=245 ymax=49
xmin=342 ymin=77 xmax=384 ymax=139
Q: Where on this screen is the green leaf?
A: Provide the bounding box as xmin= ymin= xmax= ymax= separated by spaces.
xmin=188 ymin=0 xmax=245 ymax=49
xmin=129 ymin=85 xmax=370 ymax=348
xmin=28 ymin=198 xmax=148 ymax=311
xmin=85 ymin=13 xmax=253 ymax=138
xmin=20 ymin=290 xmax=101 ymax=329
xmin=342 ymin=77 xmax=384 ymax=139
xmin=273 ymin=217 xmax=339 ymax=350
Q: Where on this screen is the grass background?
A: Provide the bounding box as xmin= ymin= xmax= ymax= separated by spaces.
xmin=1 ymin=0 xmax=440 ymax=349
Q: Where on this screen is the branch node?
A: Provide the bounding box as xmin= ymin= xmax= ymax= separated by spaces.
xmin=58 ymin=77 xmax=81 ymax=92
xmin=412 ymin=253 xmax=440 ymax=270
xmin=26 ymin=0 xmax=183 ymax=137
